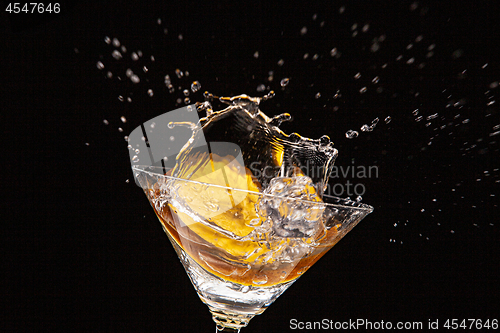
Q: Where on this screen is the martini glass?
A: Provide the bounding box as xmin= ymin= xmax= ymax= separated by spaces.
xmin=128 ymin=101 xmax=373 ymax=332
xmin=132 ymin=165 xmax=373 ymax=332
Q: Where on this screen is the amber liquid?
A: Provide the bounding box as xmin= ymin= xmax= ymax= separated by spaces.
xmin=151 ymin=194 xmax=342 ymax=287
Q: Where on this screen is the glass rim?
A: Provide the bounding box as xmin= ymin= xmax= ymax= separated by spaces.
xmin=132 ymin=164 xmax=374 ymax=212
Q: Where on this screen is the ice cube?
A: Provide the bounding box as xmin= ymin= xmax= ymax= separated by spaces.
xmin=259 ymin=176 xmax=325 ymax=238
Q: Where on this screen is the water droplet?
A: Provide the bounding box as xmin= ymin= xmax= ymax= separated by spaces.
xmin=121 ymin=45 xmax=127 ymax=53
xmin=131 ymin=52 xmax=139 ymax=61
xmin=315 ymin=92 xmax=321 ymax=99
xmin=385 ymin=116 xmax=392 ymax=124
xmin=143 ymin=66 xmax=148 ymax=73
xmin=183 ymin=89 xmax=190 ymax=96
xmin=96 ymin=61 xmax=104 ymax=70
xmin=112 ymin=50 xmax=122 ymax=60
xmin=361 ymin=124 xmax=370 ymax=132
xmin=169 ymin=136 xmax=175 ymax=141
xmin=132 ymin=155 xmax=139 ymax=162
xmin=112 ymin=38 xmax=120 ymax=47
xmin=118 ymin=127 xmax=123 ymax=132
xmin=148 ymin=89 xmax=154 ymax=97
xmin=356 ymin=196 xmax=363 ymax=202
xmin=300 ymin=26 xmax=308 ymax=35
xmin=253 ymin=51 xmax=259 ymax=58
xmin=184 ymin=97 xmax=191 ymax=104
xmin=330 ymin=48 xmax=338 ymax=57
xmin=256 ymin=84 xmax=266 ymax=92
xmin=191 ymin=81 xmax=201 ymax=92
xmin=104 ymin=36 xmax=111 ymax=44
xmin=346 ymin=130 xmax=359 ymax=139
xmin=354 ymin=72 xmax=361 ymax=79
xmin=106 ymin=71 xmax=113 ymax=78
xmin=359 ymin=87 xmax=367 ymax=94
xmin=130 ymin=75 xmax=140 ymax=84
xmin=277 ymin=59 xmax=284 ymax=66
xmin=280 ymin=78 xmax=290 ymax=87
xmin=372 ymin=76 xmax=380 ymax=84
xmin=175 ymin=68 xmax=184 ymax=78
xmin=103 ymin=119 xmax=109 ymax=125
xmin=178 ymin=34 xmax=183 ymax=41
xmin=120 ymin=116 xmax=127 ymax=123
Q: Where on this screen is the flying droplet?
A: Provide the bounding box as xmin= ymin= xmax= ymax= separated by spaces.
xmin=315 ymin=92 xmax=321 ymax=99
xmin=120 ymin=116 xmax=127 ymax=123
xmin=104 ymin=36 xmax=111 ymax=44
xmin=112 ymin=50 xmax=122 ymax=60
xmin=280 ymin=78 xmax=290 ymax=87
xmin=191 ymin=81 xmax=201 ymax=92
xmin=96 ymin=61 xmax=104 ymax=70
xmin=147 ymin=89 xmax=154 ymax=97
xmin=359 ymin=87 xmax=367 ymax=94
xmin=385 ymin=116 xmax=392 ymax=124
xmin=112 ymin=38 xmax=120 ymax=47
xmin=103 ymin=119 xmax=109 ymax=125
xmin=346 ymin=130 xmax=359 ymax=139
xmin=132 ymin=155 xmax=139 ymax=162
xmin=130 ymin=75 xmax=140 ymax=84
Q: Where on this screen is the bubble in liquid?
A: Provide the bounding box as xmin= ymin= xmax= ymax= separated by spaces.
xmin=147 ymin=89 xmax=154 ymax=97
xmin=112 ymin=50 xmax=122 ymax=60
xmin=280 ymin=78 xmax=290 ymax=87
xmin=346 ymin=130 xmax=359 ymax=139
xmin=96 ymin=61 xmax=104 ymax=70
xmin=191 ymin=81 xmax=201 ymax=92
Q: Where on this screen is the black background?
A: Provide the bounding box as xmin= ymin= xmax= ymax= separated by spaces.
xmin=2 ymin=0 xmax=499 ymax=332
